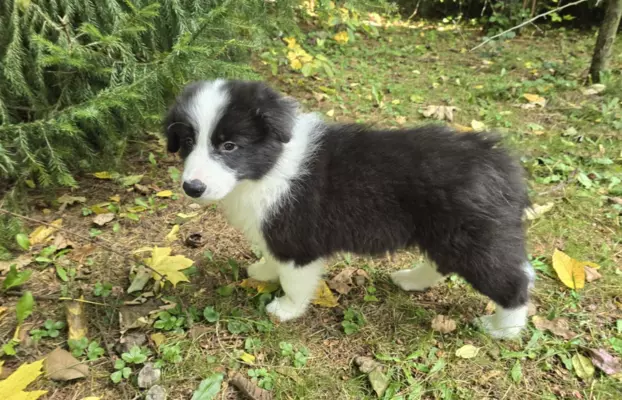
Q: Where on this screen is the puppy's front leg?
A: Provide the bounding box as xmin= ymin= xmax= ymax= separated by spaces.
xmin=266 ymin=259 xmax=324 ymax=322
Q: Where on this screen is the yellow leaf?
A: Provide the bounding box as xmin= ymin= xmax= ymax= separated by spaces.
xmin=93 ymin=171 xmax=113 ymax=179
xmin=283 ymin=37 xmax=297 ymax=48
xmin=150 ymin=333 xmax=166 ymax=348
xmin=551 ymin=249 xmax=600 ymax=290
xmin=240 ymin=352 xmax=256 ymax=364
xmin=391 ymin=99 xmax=401 ymax=105
xmin=0 ymin=359 xmax=48 ymax=400
xmin=333 ymin=31 xmax=349 ymax=44
xmin=156 ymin=190 xmax=173 ymax=198
xmin=455 ymin=344 xmax=480 ymax=359
xmin=126 ymin=206 xmax=147 ymax=213
xmin=290 ymin=58 xmax=302 ymax=70
xmin=473 ymin=85 xmax=484 ymax=89
xmin=470 ymin=119 xmax=486 ymax=131
xmin=165 ymin=225 xmax=180 ymax=242
xmin=109 ymin=195 xmax=121 ymax=203
xmin=312 ymin=280 xmax=338 ymax=308
xmin=145 ymin=246 xmax=194 ymax=288
xmin=523 ymin=93 xmax=546 ymax=107
xmin=326 ymin=109 xmax=335 ymax=117
xmin=239 ymin=278 xmax=279 ymax=294
xmin=29 ymin=219 xmax=62 ymax=245
xmin=90 ymin=203 xmax=110 ymax=215
xmin=81 ymin=398 xmax=101 ymax=400
xmin=65 ymin=300 xmax=87 ymax=341
xmin=451 ymin=123 xmax=473 ymax=133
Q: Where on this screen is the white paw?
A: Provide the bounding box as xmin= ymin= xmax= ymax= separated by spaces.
xmin=247 ymin=260 xmax=279 ymax=282
xmin=475 ymin=315 xmax=523 ymax=340
xmin=391 ymin=267 xmax=441 ymax=292
xmin=266 ymin=297 xmax=307 ymax=322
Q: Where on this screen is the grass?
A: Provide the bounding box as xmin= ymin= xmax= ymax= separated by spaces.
xmin=1 ymin=19 xmax=621 ymax=400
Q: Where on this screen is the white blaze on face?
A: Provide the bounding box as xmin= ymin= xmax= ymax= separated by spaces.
xmin=182 ymin=80 xmax=238 ymax=203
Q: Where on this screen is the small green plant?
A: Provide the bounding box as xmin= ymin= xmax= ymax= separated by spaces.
xmin=203 ymin=306 xmax=220 ymax=323
xmin=363 ymin=286 xmax=379 ymax=302
xmin=154 ymin=311 xmax=186 ymax=333
xmin=160 ymin=343 xmax=183 ymax=364
xmin=342 ymin=307 xmax=365 ymax=335
xmin=110 ymin=359 xmax=132 ymax=384
xmin=248 ymin=368 xmax=276 ymax=391
xmin=30 ymin=320 xmax=65 ymax=341
xmin=2 ymin=264 xmax=32 ymax=290
xmin=245 ymin=337 xmax=262 ymax=353
xmin=122 ymin=345 xmax=150 ymax=365
xmin=93 ymin=282 xmax=113 ymax=297
xmin=279 ymin=341 xmax=309 ymax=368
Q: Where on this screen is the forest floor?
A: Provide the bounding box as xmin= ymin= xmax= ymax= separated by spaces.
xmin=1 ymin=19 xmax=622 ymax=400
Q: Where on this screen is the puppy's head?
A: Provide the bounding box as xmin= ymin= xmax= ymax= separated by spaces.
xmin=164 ymin=79 xmax=296 ymax=203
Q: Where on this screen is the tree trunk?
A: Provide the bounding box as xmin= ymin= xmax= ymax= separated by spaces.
xmin=589 ymin=0 xmax=622 ymax=83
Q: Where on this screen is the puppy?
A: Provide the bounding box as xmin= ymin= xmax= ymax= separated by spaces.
xmin=164 ymin=79 xmax=535 ymax=339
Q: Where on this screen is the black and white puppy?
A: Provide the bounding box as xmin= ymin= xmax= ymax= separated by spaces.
xmin=164 ymin=79 xmax=535 ymax=339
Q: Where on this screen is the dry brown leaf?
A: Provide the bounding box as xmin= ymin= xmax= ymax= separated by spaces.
xmin=431 ymin=315 xmax=456 ymax=333
xmin=44 ymin=348 xmax=89 ymax=381
xmin=65 ymin=299 xmax=87 ymax=341
xmin=93 ymin=213 xmax=115 ymax=227
xmin=531 ymin=316 xmax=576 ymax=339
xmin=422 ymin=105 xmax=457 ymax=122
xmin=353 ymin=356 xmax=389 ymax=397
xmin=582 ymin=84 xmax=606 ymax=96
xmin=239 ymin=278 xmax=279 ymax=294
xmin=588 ymin=348 xmax=622 ymax=376
xmin=68 ymin=244 xmax=96 ymax=263
xmin=57 ymin=194 xmax=86 ymax=211
xmin=327 ymin=267 xmax=358 ymax=295
xmin=52 ymin=234 xmax=74 ymax=251
xmin=0 ymin=254 xmax=32 ymax=274
xmin=524 ymin=202 xmax=554 ymax=220
xmin=584 ymin=266 xmax=602 ymax=283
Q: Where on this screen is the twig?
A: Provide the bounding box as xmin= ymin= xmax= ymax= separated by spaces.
xmin=470 ymin=0 xmax=589 ymax=51
xmin=229 ymin=371 xmax=273 ymax=400
xmin=0 ymin=208 xmax=164 ymax=278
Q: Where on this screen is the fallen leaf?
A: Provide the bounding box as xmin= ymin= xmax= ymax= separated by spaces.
xmin=128 ymin=266 xmax=152 ymax=294
xmin=531 ymin=316 xmax=575 ymax=339
xmin=470 ymin=119 xmax=486 ymax=131
xmin=65 ymin=300 xmax=87 ymax=341
xmin=174 ymin=212 xmax=199 ymax=225
xmin=524 ymin=202 xmax=554 ymax=220
xmin=552 ymin=249 xmax=600 ymax=290
xmin=0 ymin=254 xmax=32 ymax=274
xmin=44 ymin=348 xmax=89 ymax=381
xmin=57 ymin=194 xmax=86 ymax=211
xmin=239 ymin=278 xmax=279 ymax=294
xmin=240 ymin=352 xmax=256 ymax=364
xmin=134 ymin=183 xmax=151 ymax=195
xmin=146 ymin=385 xmax=167 ymax=400
xmin=451 ymin=123 xmax=473 ymax=132
xmin=93 ymin=213 xmax=115 ymax=227
xmin=327 ymin=267 xmax=358 ymax=295
xmin=572 ymin=354 xmax=595 ymax=380
xmin=455 ymin=344 xmax=480 ymax=359
xmin=165 ymin=225 xmax=180 ymax=242
xmin=90 ymin=203 xmax=111 ymax=215
xmin=119 ymin=300 xmax=160 ymax=333
xmin=588 ymin=348 xmax=622 ymax=375
xmin=582 ymin=84 xmax=606 ymax=96
xmin=29 ymin=219 xmax=62 ymax=245
xmin=150 ymin=333 xmax=166 ymax=348
xmin=138 ymin=363 xmax=161 ymax=388
xmin=333 ymin=31 xmax=349 ymax=44
xmin=191 ymin=373 xmax=224 ymax=400
xmin=584 ymin=266 xmax=602 ymax=283
xmin=395 ymin=116 xmax=407 ymax=125
xmin=144 ymin=246 xmax=194 ymax=288
xmin=431 ymin=315 xmax=456 ymax=333
xmin=354 ymin=356 xmax=389 ymax=397
xmin=52 ymin=234 xmax=74 ymax=251
xmin=326 ymin=109 xmax=335 ymax=117
xmin=109 ymin=195 xmax=121 ymax=203
xmin=81 ymin=397 xmax=101 ymax=400
xmin=422 ymin=105 xmax=457 ymax=122
xmin=311 ymin=280 xmax=338 ymax=308
xmin=0 ymin=359 xmax=47 ymax=399
xmin=156 ymin=190 xmax=173 ymax=198
xmin=119 ymin=175 xmax=144 ymax=187
xmin=93 ymin=172 xmax=111 ymax=179
xmin=68 ymin=244 xmax=96 ymax=263
xmin=523 ymin=93 xmax=546 ymax=107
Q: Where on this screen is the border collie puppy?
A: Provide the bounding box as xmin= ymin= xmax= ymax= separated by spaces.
xmin=164 ymin=79 xmax=535 ymax=339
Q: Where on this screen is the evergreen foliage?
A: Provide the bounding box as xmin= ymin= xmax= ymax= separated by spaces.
xmin=0 ymin=0 xmax=295 ymax=191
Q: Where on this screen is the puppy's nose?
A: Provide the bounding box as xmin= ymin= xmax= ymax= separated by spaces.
xmin=182 ymin=179 xmax=206 ymax=198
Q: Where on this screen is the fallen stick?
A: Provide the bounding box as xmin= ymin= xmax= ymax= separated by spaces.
xmin=229 ymin=371 xmax=273 ymax=400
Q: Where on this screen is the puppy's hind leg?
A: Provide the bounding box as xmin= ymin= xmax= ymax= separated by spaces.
xmin=266 ymin=259 xmax=324 ymax=322
xmin=391 ymin=262 xmax=446 ymax=292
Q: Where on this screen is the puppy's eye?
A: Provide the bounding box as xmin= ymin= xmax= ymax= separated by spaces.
xmin=221 ymin=142 xmax=237 ymax=152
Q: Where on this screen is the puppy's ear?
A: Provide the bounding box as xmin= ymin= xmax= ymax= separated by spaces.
xmin=165 ymin=121 xmax=181 ymax=153
xmin=255 ymin=83 xmax=296 ymax=144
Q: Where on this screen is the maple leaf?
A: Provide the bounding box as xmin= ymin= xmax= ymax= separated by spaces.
xmin=0 ymin=359 xmax=48 ymax=400
xmin=144 ymin=247 xmax=194 ymax=288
